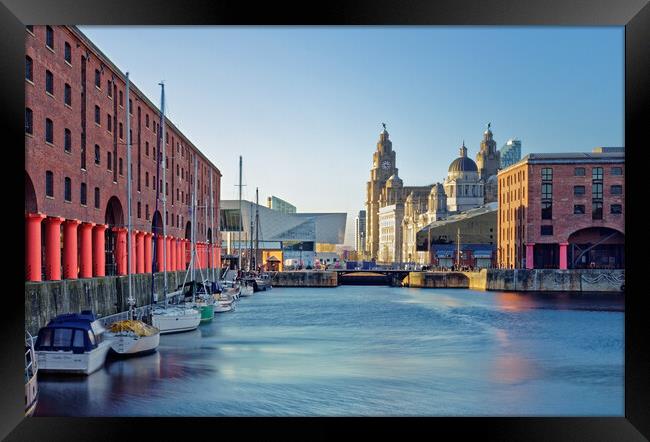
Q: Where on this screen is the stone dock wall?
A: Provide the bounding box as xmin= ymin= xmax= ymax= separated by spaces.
xmin=407 ymin=269 xmax=624 ymax=293
xmin=25 ymin=268 xmax=220 ymax=336
xmin=271 ymin=271 xmax=338 ymax=287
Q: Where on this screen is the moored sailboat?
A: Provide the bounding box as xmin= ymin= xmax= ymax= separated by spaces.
xmin=150 ymin=81 xmax=201 ymax=334
xmin=104 ymin=71 xmax=161 ymax=355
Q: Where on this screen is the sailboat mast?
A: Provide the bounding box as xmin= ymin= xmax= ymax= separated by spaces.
xmin=159 ymin=82 xmax=167 ymax=296
xmin=210 ymin=169 xmax=215 ymax=282
xmin=255 ymin=187 xmax=259 ymax=272
xmin=456 ymin=227 xmax=461 ymax=270
xmin=193 ymin=155 xmax=198 ymax=285
xmin=126 ymin=72 xmax=133 ymax=317
xmin=249 ymin=201 xmax=254 ymax=271
xmin=238 ymin=156 xmax=243 ymax=271
xmin=204 ymin=168 xmax=209 ymax=280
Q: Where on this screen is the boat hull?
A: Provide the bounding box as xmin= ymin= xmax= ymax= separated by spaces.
xmin=36 ymin=341 xmax=111 ymax=375
xmin=152 ymin=308 xmax=201 ymax=334
xmin=107 ymin=332 xmax=160 ymax=356
xmin=240 ymin=286 xmax=254 ymax=297
xmin=199 ymin=304 xmax=215 ymax=322
xmin=25 ymin=370 xmax=38 ymax=416
xmin=214 ymin=301 xmax=234 ymax=313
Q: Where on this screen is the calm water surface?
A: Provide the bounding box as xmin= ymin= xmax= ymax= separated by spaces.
xmin=35 ymin=286 xmax=624 ymax=416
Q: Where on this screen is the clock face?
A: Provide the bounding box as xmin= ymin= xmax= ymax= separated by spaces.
xmin=381 ymin=160 xmax=391 ymax=170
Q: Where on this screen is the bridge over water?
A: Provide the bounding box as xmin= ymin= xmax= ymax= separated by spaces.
xmin=330 ymin=269 xmax=412 ymax=286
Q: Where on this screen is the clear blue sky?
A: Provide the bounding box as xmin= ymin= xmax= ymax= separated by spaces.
xmin=79 ymin=26 xmax=624 ymax=246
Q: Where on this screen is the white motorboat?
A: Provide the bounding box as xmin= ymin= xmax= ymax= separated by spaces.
xmin=240 ymin=283 xmax=254 ymax=297
xmin=25 ymin=331 xmax=38 ymax=416
xmin=214 ymin=300 xmax=234 ymax=313
xmin=104 ymin=320 xmax=161 ymax=356
xmin=34 ymin=311 xmax=112 ymax=375
xmin=152 ymin=305 xmax=201 ymax=334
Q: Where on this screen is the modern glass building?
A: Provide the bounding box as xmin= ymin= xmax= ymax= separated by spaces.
xmin=500 ymin=138 xmax=522 ymax=169
xmin=266 ymin=195 xmax=297 ymax=214
xmin=220 ymin=199 xmax=346 ymax=269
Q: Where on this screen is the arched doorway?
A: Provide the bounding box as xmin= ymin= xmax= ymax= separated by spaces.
xmin=568 ymin=227 xmax=624 ymax=269
xmin=184 ymin=221 xmax=192 ymax=267
xmin=104 ymin=196 xmax=124 ymax=275
xmin=151 ymin=210 xmax=163 ymax=272
xmin=25 ymin=171 xmax=38 ymax=213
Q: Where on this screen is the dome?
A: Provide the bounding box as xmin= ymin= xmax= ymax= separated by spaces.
xmin=448 ymin=156 xmax=478 ymax=173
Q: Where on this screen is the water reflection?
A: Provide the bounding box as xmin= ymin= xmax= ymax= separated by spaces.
xmin=35 ymin=286 xmax=624 ymax=416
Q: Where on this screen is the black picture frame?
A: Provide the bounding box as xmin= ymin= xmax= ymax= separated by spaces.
xmin=1 ymin=0 xmax=647 ymax=439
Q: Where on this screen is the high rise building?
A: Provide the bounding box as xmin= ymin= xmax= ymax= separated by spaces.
xmin=355 ymin=210 xmax=366 ymax=254
xmin=267 ymin=195 xmax=296 ymax=214
xmin=500 ymin=138 xmax=522 ymax=169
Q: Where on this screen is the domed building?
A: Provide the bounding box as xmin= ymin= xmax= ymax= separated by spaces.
xmin=365 ymin=125 xmax=493 ymax=265
xmin=443 ymin=142 xmax=484 ymax=212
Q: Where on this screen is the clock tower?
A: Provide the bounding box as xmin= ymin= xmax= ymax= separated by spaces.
xmin=365 ymin=125 xmax=397 ymax=260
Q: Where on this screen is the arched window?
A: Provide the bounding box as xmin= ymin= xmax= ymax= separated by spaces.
xmin=94 ymin=145 xmax=100 ymax=164
xmin=94 ymin=187 xmax=100 ymax=208
xmin=45 ymin=70 xmax=53 ymax=95
xmin=25 ymin=108 xmax=33 ymax=134
xmin=64 ymin=42 xmax=71 ymax=64
xmin=25 ymin=56 xmax=33 ymax=81
xmin=94 ymin=105 xmax=100 ymax=124
xmin=45 ymin=171 xmax=54 ymax=197
xmin=45 ymin=118 xmax=53 ymax=144
xmin=64 ymin=128 xmax=71 ymax=152
xmin=64 ymin=83 xmax=71 ymax=106
xmin=80 ymin=182 xmax=87 ymax=206
xmin=107 ymin=152 xmax=112 ymax=171
xmin=64 ymin=177 xmax=71 ymax=202
xmin=46 ymin=26 xmax=54 ymax=49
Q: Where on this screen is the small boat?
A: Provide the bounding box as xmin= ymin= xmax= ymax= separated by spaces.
xmin=239 ymin=281 xmax=254 ymax=297
xmin=34 ymin=311 xmax=112 ymax=375
xmin=25 ymin=331 xmax=38 ymax=416
xmin=104 ymin=71 xmax=161 ymax=357
xmin=214 ymin=298 xmax=235 ymax=313
xmin=104 ymin=319 xmax=160 ymax=356
xmin=152 ymin=305 xmax=202 ymax=334
xmin=254 ymin=273 xmax=272 ymax=292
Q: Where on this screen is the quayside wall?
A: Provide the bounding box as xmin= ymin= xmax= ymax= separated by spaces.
xmin=408 ymin=269 xmax=624 ymax=292
xmin=25 ymin=268 xmax=220 ymax=336
xmin=271 ymin=271 xmax=338 ymax=287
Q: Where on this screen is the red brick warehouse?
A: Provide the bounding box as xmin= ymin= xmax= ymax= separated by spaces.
xmin=25 ymin=25 xmax=222 ymax=282
xmin=497 ymin=150 xmax=624 ymax=270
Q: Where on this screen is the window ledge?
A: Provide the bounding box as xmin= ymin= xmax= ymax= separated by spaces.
xmin=64 ymin=149 xmax=72 ymax=155
xmin=46 ymin=92 xmax=55 ymax=99
xmin=25 ymin=133 xmax=34 ymax=138
xmin=45 ymin=196 xmax=54 ymax=200
xmin=64 ymin=200 xmax=72 ymax=204
xmin=45 ymin=141 xmax=55 ymax=147
xmin=26 ymin=79 xmax=34 ymax=86
xmin=64 ymin=103 xmax=72 ymax=109
xmin=26 ymin=29 xmax=35 ymax=37
xmin=95 ymin=123 xmax=101 ymax=128
xmin=46 ymin=46 xmax=55 ymax=54
xmin=80 ymin=204 xmax=87 ymax=208
xmin=64 ymin=61 xmax=72 ymax=68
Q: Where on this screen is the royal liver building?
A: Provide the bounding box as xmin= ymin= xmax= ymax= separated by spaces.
xmin=364 ymin=124 xmax=499 ymax=264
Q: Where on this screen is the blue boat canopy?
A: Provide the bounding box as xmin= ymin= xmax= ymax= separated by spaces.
xmin=35 ymin=311 xmax=101 ymax=353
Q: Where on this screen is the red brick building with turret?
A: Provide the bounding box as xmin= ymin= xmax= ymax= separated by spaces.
xmin=25 ymin=25 xmax=222 ymax=281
